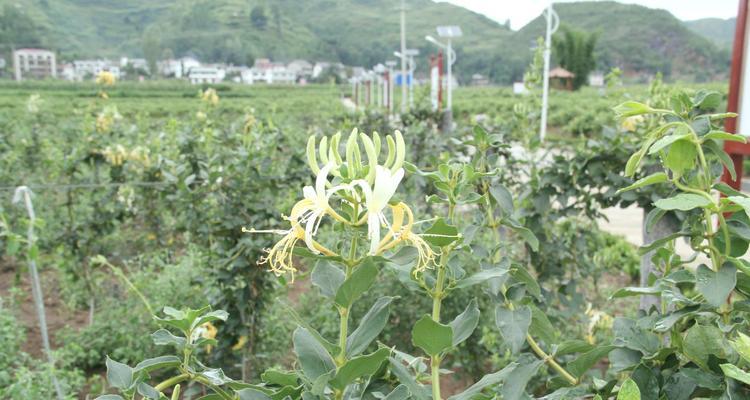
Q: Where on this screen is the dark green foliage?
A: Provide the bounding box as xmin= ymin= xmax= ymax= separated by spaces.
xmin=553 ymin=27 xmax=598 ymax=90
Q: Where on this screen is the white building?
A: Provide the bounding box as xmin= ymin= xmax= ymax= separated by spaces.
xmin=120 ymin=57 xmax=149 ymax=73
xmin=188 ymin=66 xmax=226 ymax=84
xmin=287 ymin=59 xmax=313 ymax=78
xmin=13 ymin=49 xmax=57 ymax=81
xmin=245 ymin=58 xmax=296 ymax=84
xmin=72 ymin=59 xmax=121 ymax=81
xmin=158 ymin=57 xmax=201 ymax=78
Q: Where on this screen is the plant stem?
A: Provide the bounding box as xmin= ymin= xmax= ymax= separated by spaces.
xmin=155 ymin=373 xmax=189 ymax=392
xmin=525 ymin=334 xmax=578 ymax=385
xmin=430 ymin=250 xmax=449 ymax=400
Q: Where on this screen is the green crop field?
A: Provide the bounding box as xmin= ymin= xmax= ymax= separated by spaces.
xmin=0 ymin=78 xmax=746 ymax=400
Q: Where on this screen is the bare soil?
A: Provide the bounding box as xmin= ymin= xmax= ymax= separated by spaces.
xmin=0 ymin=258 xmax=88 ymax=358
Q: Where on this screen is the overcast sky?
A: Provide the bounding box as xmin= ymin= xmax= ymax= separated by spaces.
xmin=436 ymin=0 xmax=739 ymax=30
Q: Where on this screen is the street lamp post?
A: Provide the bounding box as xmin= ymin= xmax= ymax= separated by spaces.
xmin=400 ymin=0 xmax=407 ymax=114
xmin=385 ymin=60 xmax=397 ymax=117
xmin=395 ymin=49 xmax=419 ymax=109
xmin=540 ymin=1 xmax=559 ymax=142
xmin=426 ymin=26 xmax=461 ymax=132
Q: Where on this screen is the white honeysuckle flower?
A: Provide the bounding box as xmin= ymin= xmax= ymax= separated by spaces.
xmin=290 ymin=163 xmax=336 ymax=253
xmin=354 ymin=166 xmax=405 ymax=254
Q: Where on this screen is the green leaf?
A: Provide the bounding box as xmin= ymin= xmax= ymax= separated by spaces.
xmin=554 ymin=340 xmax=594 ymax=356
xmin=613 ymin=318 xmax=660 ymax=355
xmin=500 ymin=355 xmax=542 ymax=400
xmin=654 ymin=193 xmax=711 ymax=211
xmin=133 ymin=355 xmax=181 ymax=374
xmin=504 ymin=218 xmax=539 ymax=251
xmin=694 ymin=90 xmax=722 ymax=110
xmin=237 ymin=388 xmax=273 ymax=400
xmin=260 ymin=368 xmax=298 ymax=387
xmin=729 ymin=196 xmax=750 ymax=219
xmin=389 ymin=357 xmax=430 ymax=400
xmin=447 ymin=363 xmax=516 ymax=400
xmin=293 ymin=327 xmax=336 ymax=380
xmin=664 ymin=139 xmax=696 ymax=176
xmin=639 ymin=231 xmax=687 ymax=254
xmin=192 ymin=310 xmax=229 ymax=330
xmin=347 ymin=296 xmax=396 ymax=357
xmin=412 ymin=315 xmax=453 ymax=356
xmin=151 ymin=329 xmax=186 ymax=348
xmin=529 ymin=305 xmax=557 ymax=345
xmin=610 ymin=286 xmax=662 ymax=299
xmin=705 ymin=140 xmax=737 ymax=181
xmin=695 ymin=263 xmax=736 ymax=308
xmin=495 ymin=306 xmax=531 ymax=354
xmin=281 ymin=303 xmax=339 ymax=355
xmin=705 ymin=131 xmax=747 ymax=143
xmin=616 ymin=173 xmax=668 ymax=195
xmin=334 ymin=257 xmax=379 ymax=308
xmin=106 ymin=356 xmax=133 ymax=390
xmin=684 ymin=324 xmax=731 ymax=371
xmin=383 ymin=385 xmax=410 ymax=400
xmin=329 ymin=347 xmax=390 ymax=390
xmin=617 ymin=378 xmax=641 ymax=400
xmin=614 ymin=101 xmax=653 ymax=118
xmin=510 ymin=265 xmax=542 ymax=300
xmin=730 ymin=332 xmax=750 ymax=364
xmin=720 ymin=363 xmax=750 ymax=385
xmin=311 ymin=260 xmax=345 ymax=298
xmin=648 ymin=132 xmax=690 ymax=154
xmin=95 ymin=396 xmax=125 ymax=400
xmin=137 ymin=382 xmax=160 ymax=400
xmin=489 ymin=183 xmax=515 ymax=217
xmin=454 ymin=267 xmax=508 ymax=289
xmin=568 ymin=345 xmax=616 ymax=378
xmin=423 ymin=218 xmax=460 ymax=247
xmin=449 ymin=299 xmax=480 ymax=346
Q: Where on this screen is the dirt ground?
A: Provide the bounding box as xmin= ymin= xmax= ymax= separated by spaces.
xmin=0 ymin=259 xmax=88 ymax=358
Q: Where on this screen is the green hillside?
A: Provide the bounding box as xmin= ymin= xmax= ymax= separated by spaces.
xmin=0 ymin=0 xmax=731 ymax=83
xmin=511 ymin=1 xmax=730 ymax=82
xmin=685 ymin=17 xmax=736 ymax=48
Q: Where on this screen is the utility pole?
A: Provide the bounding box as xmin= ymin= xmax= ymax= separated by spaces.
xmin=540 ymin=1 xmax=559 ymax=142
xmin=400 ymin=0 xmax=407 ymax=114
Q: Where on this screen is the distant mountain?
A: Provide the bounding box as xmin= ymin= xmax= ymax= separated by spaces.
xmin=0 ymin=0 xmax=731 ymax=83
xmin=685 ymin=17 xmax=736 ymax=48
xmin=509 ymin=1 xmax=730 ymax=81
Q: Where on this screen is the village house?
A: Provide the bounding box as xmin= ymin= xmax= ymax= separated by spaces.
xmin=72 ymin=59 xmax=121 ymax=81
xmin=188 ymin=66 xmax=226 ymax=84
xmin=158 ymin=57 xmax=201 ymax=78
xmin=13 ymin=48 xmax=57 ymax=81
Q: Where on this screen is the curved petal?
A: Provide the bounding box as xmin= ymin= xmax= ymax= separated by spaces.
xmin=368 ymin=212 xmax=381 ymax=254
xmin=304 ymin=211 xmax=322 ymax=253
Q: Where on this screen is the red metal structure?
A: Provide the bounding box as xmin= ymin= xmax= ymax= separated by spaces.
xmin=721 ymin=0 xmax=750 ymax=190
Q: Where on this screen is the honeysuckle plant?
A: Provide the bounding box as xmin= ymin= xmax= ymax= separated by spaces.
xmin=95 ymin=306 xmax=264 ymax=400
xmin=245 ymin=129 xmax=446 ymax=399
xmin=606 ymin=90 xmax=750 ymax=397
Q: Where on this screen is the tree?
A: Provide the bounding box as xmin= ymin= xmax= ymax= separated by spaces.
xmin=553 ymin=27 xmax=598 ymax=90
xmin=142 ymin=27 xmax=161 ymax=78
xmin=250 ymin=6 xmax=268 ymax=30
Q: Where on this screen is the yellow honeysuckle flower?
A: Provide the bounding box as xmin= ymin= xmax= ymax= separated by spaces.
xmin=96 ymin=71 xmax=116 ymax=86
xmin=201 ymin=88 xmax=219 ymax=106
xmin=621 ymin=115 xmax=643 ymax=132
xmin=232 ymin=335 xmax=248 ymax=351
xmin=377 ymin=202 xmax=435 ymax=273
xmin=244 ymin=221 xmax=336 ymax=281
xmin=198 ymin=322 xmax=218 ymax=353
